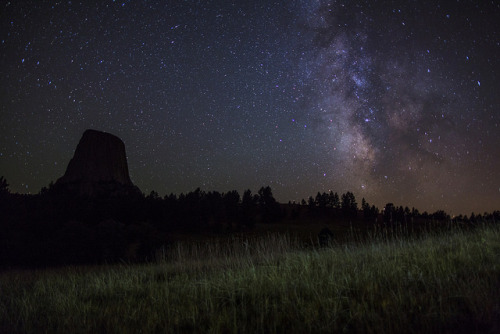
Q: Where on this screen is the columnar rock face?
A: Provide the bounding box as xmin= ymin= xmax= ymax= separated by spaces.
xmin=55 ymin=129 xmax=140 ymax=197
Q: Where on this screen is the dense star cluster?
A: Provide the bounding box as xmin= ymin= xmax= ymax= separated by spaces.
xmin=1 ymin=0 xmax=499 ymax=215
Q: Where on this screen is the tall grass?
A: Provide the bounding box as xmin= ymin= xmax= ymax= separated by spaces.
xmin=155 ymin=233 xmax=301 ymax=272
xmin=1 ymin=224 xmax=499 ymax=333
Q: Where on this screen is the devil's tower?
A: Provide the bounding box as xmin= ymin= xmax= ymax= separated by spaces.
xmin=54 ymin=129 xmax=140 ymax=197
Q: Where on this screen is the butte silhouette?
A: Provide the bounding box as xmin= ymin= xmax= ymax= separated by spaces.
xmin=53 ymin=129 xmax=141 ymax=198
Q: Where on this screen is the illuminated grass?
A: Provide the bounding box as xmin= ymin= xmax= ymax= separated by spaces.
xmin=1 ymin=225 xmax=499 ymax=333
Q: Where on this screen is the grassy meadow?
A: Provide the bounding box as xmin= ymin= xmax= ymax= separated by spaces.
xmin=1 ymin=223 xmax=499 ymax=333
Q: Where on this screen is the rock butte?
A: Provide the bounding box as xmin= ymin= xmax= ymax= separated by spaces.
xmin=55 ymin=129 xmax=140 ymax=197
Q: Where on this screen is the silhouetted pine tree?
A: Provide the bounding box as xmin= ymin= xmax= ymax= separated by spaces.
xmin=258 ymin=186 xmax=281 ymax=223
xmin=341 ymin=191 xmax=357 ymax=220
xmin=241 ymin=189 xmax=258 ymax=228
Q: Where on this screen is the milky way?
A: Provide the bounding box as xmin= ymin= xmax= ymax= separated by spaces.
xmin=1 ymin=1 xmax=499 ymax=215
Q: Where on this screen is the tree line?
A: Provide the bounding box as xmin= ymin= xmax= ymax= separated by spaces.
xmin=0 ymin=176 xmax=499 ymax=268
xmin=1 ymin=175 xmax=499 ymax=228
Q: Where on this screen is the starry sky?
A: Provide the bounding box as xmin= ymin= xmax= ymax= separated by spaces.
xmin=1 ymin=0 xmax=499 ymax=215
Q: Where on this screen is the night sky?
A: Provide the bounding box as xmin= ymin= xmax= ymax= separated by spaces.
xmin=1 ymin=1 xmax=499 ymax=216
